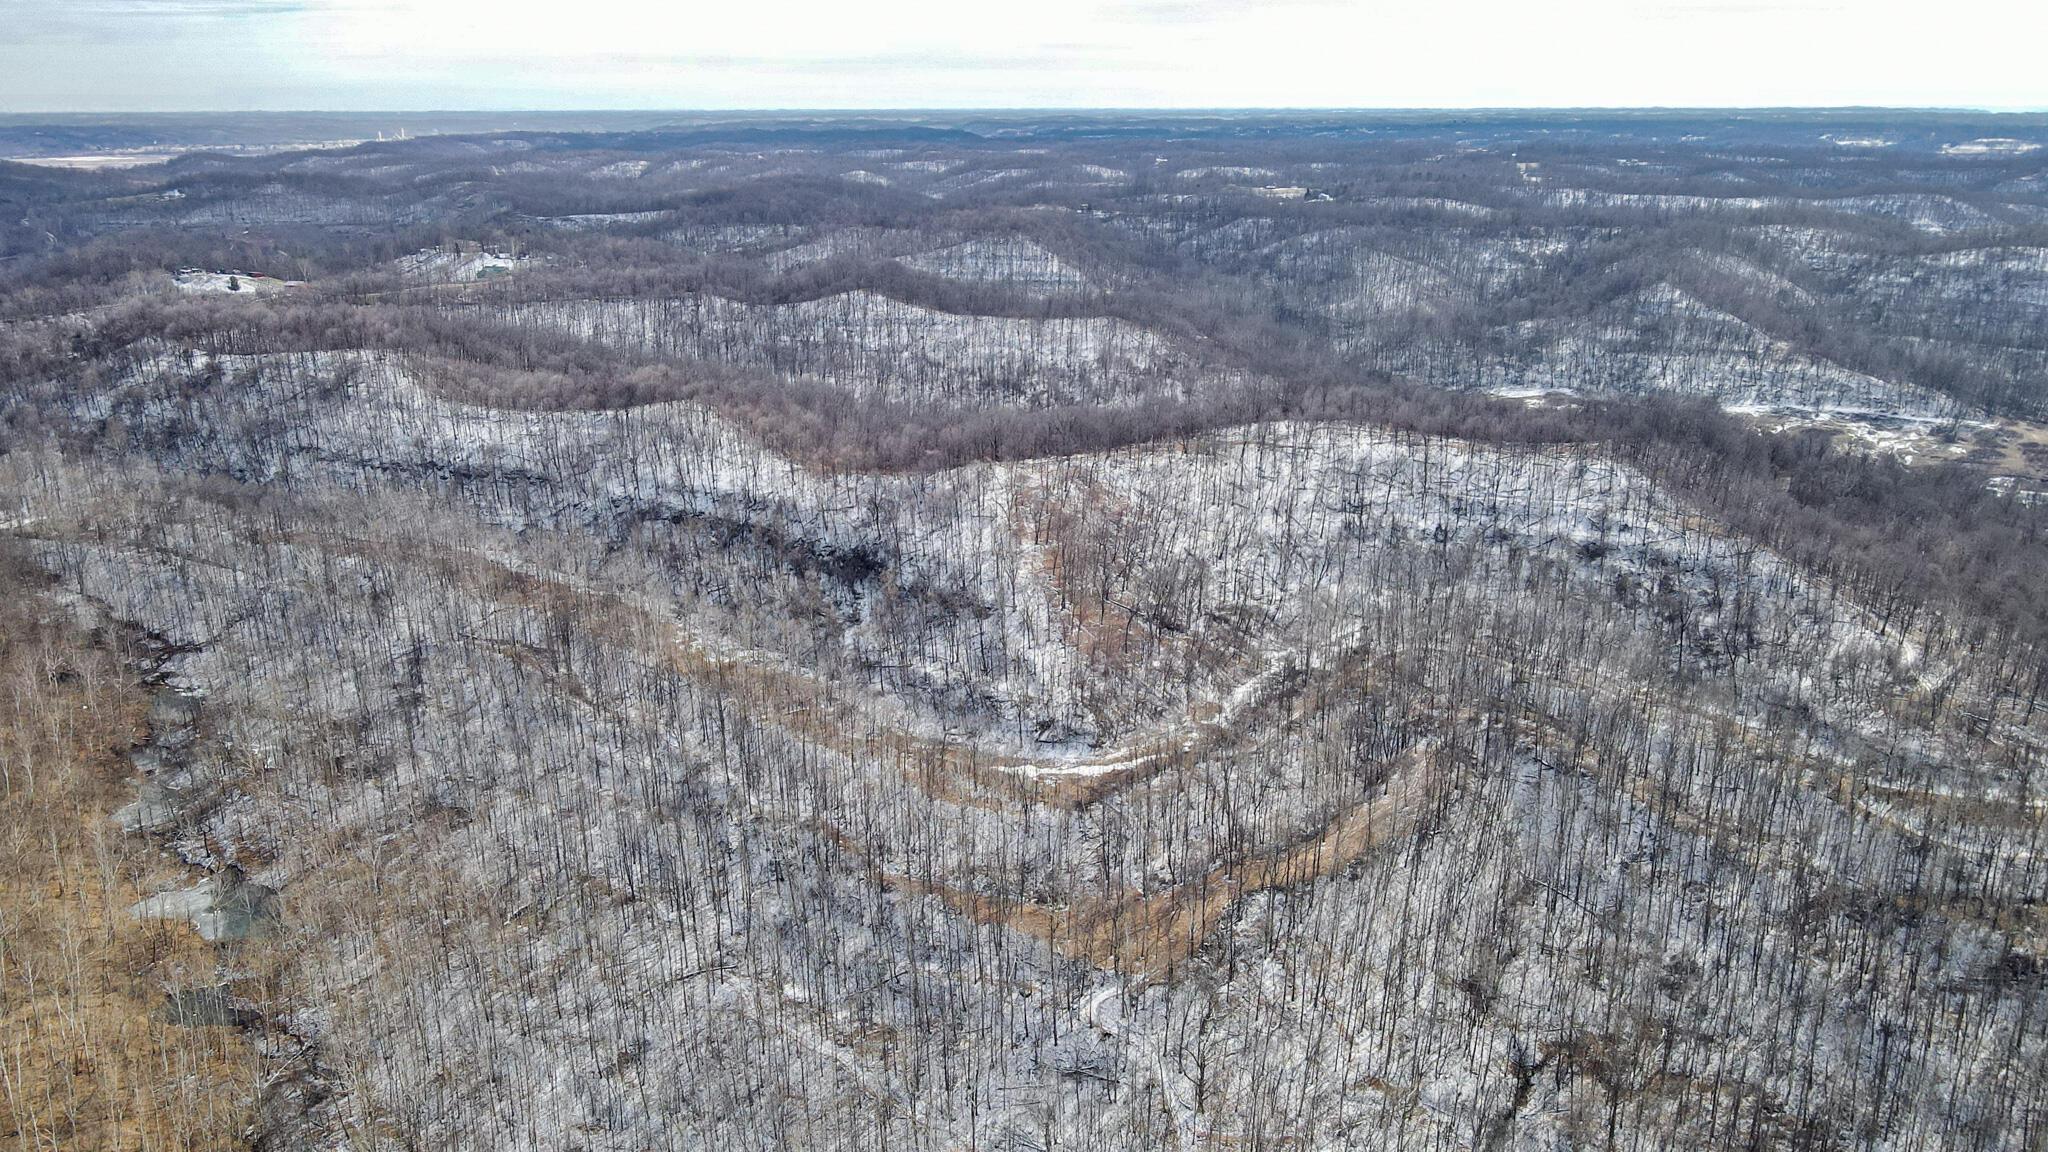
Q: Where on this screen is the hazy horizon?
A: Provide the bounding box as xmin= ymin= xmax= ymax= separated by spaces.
xmin=3 ymin=104 xmax=2046 ymax=115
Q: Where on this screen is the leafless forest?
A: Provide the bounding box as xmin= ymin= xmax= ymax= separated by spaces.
xmin=3 ymin=110 xmax=2048 ymax=1150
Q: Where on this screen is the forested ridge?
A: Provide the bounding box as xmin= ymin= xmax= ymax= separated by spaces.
xmin=3 ymin=111 xmax=2047 ymax=1150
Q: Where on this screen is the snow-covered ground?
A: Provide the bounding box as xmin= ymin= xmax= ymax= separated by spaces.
xmin=392 ymin=247 xmax=530 ymax=283
xmin=171 ymin=269 xmax=298 ymax=295
xmin=7 ymin=330 xmax=2040 ymax=1152
xmin=9 ymin=118 xmax=2048 ymax=1151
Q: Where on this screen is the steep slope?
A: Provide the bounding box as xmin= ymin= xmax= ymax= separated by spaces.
xmin=7 ymin=114 xmax=2048 ymax=1151
xmin=4 ymin=343 xmax=2043 ymax=1149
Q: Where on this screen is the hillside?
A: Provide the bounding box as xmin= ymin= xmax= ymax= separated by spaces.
xmin=3 ymin=112 xmax=2047 ymax=1151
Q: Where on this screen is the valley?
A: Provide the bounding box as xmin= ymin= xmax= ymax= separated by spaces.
xmin=3 ymin=110 xmax=2047 ymax=1150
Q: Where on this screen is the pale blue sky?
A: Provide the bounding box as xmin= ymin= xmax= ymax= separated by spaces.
xmin=1 ymin=0 xmax=2042 ymax=112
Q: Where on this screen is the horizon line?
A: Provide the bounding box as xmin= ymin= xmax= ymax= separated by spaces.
xmin=3 ymin=104 xmax=2047 ymax=117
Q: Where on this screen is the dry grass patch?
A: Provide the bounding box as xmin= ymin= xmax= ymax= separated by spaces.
xmin=0 ymin=558 xmax=258 ymax=1152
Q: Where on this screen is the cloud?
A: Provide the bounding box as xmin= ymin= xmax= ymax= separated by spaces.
xmin=0 ymin=0 xmax=317 ymax=43
xmin=1 ymin=0 xmax=2042 ymax=112
xmin=1644 ymin=0 xmax=1850 ymax=14
xmin=1107 ymin=0 xmax=1346 ymax=24
xmin=10 ymin=0 xmax=312 ymax=17
xmin=449 ymin=47 xmax=1123 ymax=75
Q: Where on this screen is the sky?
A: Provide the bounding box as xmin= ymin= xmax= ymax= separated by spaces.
xmin=0 ymin=0 xmax=2043 ymax=113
